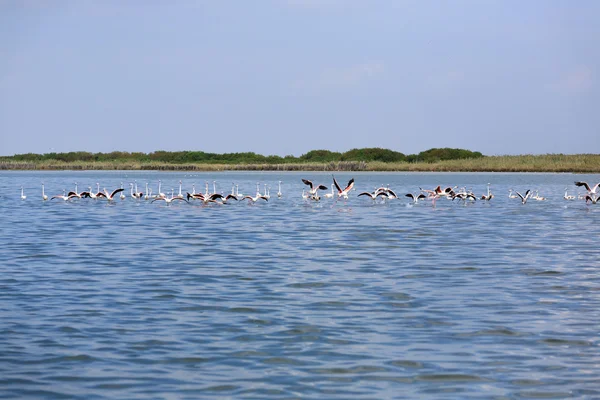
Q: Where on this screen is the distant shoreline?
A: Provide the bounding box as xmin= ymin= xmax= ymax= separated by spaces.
xmin=1 ymin=154 xmax=599 ymax=173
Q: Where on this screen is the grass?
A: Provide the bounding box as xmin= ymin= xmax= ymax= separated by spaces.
xmin=1 ymin=154 xmax=599 ymax=173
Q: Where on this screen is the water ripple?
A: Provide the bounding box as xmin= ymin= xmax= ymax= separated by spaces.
xmin=1 ymin=171 xmax=600 ymax=399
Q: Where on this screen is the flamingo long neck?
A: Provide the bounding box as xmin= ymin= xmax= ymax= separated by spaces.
xmin=192 ymin=184 xmax=196 ymax=195
xmin=205 ymin=183 xmax=209 ymax=196
xmin=42 ymin=184 xmax=45 ymax=196
xmin=236 ymin=185 xmax=239 ymax=196
xmin=75 ymin=183 xmax=78 ymax=193
xmin=179 ymin=182 xmax=182 ymax=196
xmin=96 ymin=183 xmax=100 ymax=193
xmin=213 ymin=182 xmax=216 ymax=194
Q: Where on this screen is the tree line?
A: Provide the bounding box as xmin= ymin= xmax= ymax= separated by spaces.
xmin=2 ymin=147 xmax=483 ymax=164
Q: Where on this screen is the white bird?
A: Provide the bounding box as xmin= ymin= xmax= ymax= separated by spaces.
xmin=563 ymin=188 xmax=575 ymax=200
xmin=515 ymin=190 xmax=532 ymax=205
xmin=358 ymin=191 xmax=388 ymax=201
xmin=585 ymin=194 xmax=598 ymax=204
xmin=129 ymin=183 xmax=137 ymax=200
xmin=236 ymin=184 xmax=243 ymax=198
xmin=175 ymin=180 xmax=184 ymax=199
xmin=86 ymin=186 xmax=96 ymax=200
xmin=324 ymin=186 xmax=335 ymax=199
xmin=532 ymin=190 xmax=545 ymax=201
xmin=102 ymin=187 xmax=125 ymax=202
xmin=405 ymin=193 xmax=427 ymax=203
xmin=144 ymin=183 xmax=151 ymax=200
xmin=255 ymin=182 xmax=261 ymax=197
xmin=20 ymin=186 xmax=26 ymax=200
xmin=302 ymin=179 xmax=327 ymax=197
xmin=157 ymin=180 xmax=166 ymax=199
xmin=277 ymin=181 xmax=282 ymax=198
xmin=243 ymin=194 xmax=268 ymax=203
xmin=332 ymin=175 xmax=355 ymax=199
xmin=508 ymin=189 xmax=518 ymax=199
xmin=481 ymin=183 xmax=494 ymax=201
xmin=51 ymin=189 xmax=78 ymax=201
xmin=41 ymin=183 xmax=48 ymax=201
xmin=68 ymin=182 xmax=84 ymax=199
xmin=263 ymin=184 xmax=270 ymax=200
xmin=575 ymin=181 xmax=600 ymax=196
xmin=120 ymin=182 xmax=126 ymax=200
xmin=152 ymin=188 xmax=189 ymax=205
xmin=133 ymin=180 xmax=143 ymax=199
xmin=301 ymin=190 xmax=308 ymax=200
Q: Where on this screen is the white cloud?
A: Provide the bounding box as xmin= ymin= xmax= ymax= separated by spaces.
xmin=285 ymin=0 xmax=350 ymax=9
xmin=551 ymin=65 xmax=593 ymax=94
xmin=294 ymin=61 xmax=385 ymax=93
xmin=425 ymin=69 xmax=465 ymax=91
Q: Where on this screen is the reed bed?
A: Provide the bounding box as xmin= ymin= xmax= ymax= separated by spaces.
xmin=1 ymin=155 xmax=599 ymax=173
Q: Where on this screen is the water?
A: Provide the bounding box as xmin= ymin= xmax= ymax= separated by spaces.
xmin=1 ymin=171 xmax=599 ymax=399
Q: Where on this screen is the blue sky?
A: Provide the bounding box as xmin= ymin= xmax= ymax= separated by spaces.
xmin=1 ymin=0 xmax=598 ymax=157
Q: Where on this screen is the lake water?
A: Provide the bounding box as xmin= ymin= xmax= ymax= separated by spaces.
xmin=1 ymin=171 xmax=599 ymax=399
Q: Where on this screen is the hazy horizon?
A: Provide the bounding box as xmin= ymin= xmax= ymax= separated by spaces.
xmin=1 ymin=1 xmax=598 ymax=157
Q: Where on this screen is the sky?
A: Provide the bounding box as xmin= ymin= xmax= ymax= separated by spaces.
xmin=0 ymin=0 xmax=598 ymax=157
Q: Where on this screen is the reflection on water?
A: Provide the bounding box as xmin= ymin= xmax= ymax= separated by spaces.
xmin=0 ymin=171 xmax=599 ymax=399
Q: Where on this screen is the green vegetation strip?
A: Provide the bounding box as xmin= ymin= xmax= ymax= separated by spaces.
xmin=1 ymin=154 xmax=599 ymax=173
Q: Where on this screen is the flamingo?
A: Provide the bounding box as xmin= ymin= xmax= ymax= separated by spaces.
xmin=563 ymin=187 xmax=575 ymax=200
xmin=119 ymin=182 xmax=126 ymax=200
xmin=51 ymin=189 xmax=78 ymax=201
xmin=515 ymin=190 xmax=532 ymax=205
xmin=324 ymin=186 xmax=335 ymax=199
xmin=41 ymin=183 xmax=48 ymax=201
xmin=129 ymin=183 xmax=137 ymax=199
xmin=86 ymin=186 xmax=99 ymax=200
xmin=532 ymin=190 xmax=546 ymax=201
xmin=20 ymin=186 xmax=26 ymax=200
xmin=332 ymin=175 xmax=355 ymax=199
xmin=585 ymin=194 xmax=598 ymax=204
xmin=235 ymin=184 xmax=243 ymax=198
xmin=508 ymin=189 xmax=518 ymax=199
xmin=481 ymin=183 xmax=494 ymax=201
xmin=263 ymin=184 xmax=270 ymax=200
xmin=302 ymin=179 xmax=327 ymax=196
xmin=243 ymin=194 xmax=268 ymax=203
xmin=152 ymin=188 xmax=189 ymax=205
xmin=575 ymin=181 xmax=600 ymax=196
xmin=133 ymin=180 xmax=143 ymax=199
xmin=277 ymin=181 xmax=282 ymax=198
xmin=103 ymin=187 xmax=125 ymax=202
xmin=358 ymin=191 xmax=388 ymax=201
xmin=157 ymin=180 xmax=166 ymax=199
xmin=405 ymin=193 xmax=427 ymax=203
xmin=175 ymin=180 xmax=184 ymax=199
xmin=67 ymin=182 xmax=85 ymax=199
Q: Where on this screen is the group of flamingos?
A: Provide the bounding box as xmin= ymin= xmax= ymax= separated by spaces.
xmin=21 ymin=178 xmax=600 ymax=206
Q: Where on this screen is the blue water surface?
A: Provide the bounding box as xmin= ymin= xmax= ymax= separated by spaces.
xmin=1 ymin=171 xmax=599 ymax=399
